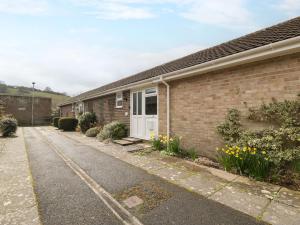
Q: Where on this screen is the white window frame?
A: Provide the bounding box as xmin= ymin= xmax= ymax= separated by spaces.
xmin=115 ymin=91 xmax=123 ymax=108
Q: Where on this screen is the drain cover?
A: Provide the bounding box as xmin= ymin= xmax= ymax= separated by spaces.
xmin=123 ymin=196 xmax=144 ymax=208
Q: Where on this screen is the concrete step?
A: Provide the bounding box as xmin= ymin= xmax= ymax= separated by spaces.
xmin=122 ymin=137 xmax=143 ymax=143
xmin=113 ymin=139 xmax=134 ymax=146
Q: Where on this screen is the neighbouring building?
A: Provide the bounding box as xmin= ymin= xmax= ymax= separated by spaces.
xmin=0 ymin=94 xmax=52 ymax=126
xmin=59 ymin=17 xmax=300 ymax=159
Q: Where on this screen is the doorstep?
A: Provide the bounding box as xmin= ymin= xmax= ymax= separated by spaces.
xmin=50 ymin=127 xmax=300 ymax=225
xmin=114 ymin=137 xmax=143 ymax=146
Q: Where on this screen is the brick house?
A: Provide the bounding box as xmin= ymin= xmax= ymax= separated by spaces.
xmin=59 ymin=17 xmax=300 ymax=158
xmin=0 ymin=94 xmax=52 ymax=126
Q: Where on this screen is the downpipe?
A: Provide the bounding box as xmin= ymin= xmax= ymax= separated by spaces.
xmin=159 ymin=76 xmax=170 ymax=141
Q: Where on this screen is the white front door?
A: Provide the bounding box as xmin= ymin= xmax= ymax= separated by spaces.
xmin=131 ymin=87 xmax=158 ymax=140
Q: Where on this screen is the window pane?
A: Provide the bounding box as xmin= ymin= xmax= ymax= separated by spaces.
xmin=145 ymin=88 xmax=156 ymax=95
xmin=145 ymin=96 xmax=157 ymax=115
xmin=138 ymin=92 xmax=142 ymax=115
xmin=116 ymin=100 xmax=122 ymax=107
xmin=133 ymin=93 xmax=137 ymax=115
xmin=116 ymin=92 xmax=122 ymax=99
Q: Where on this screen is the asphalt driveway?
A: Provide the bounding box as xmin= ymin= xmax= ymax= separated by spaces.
xmin=24 ymin=127 xmax=265 ymax=225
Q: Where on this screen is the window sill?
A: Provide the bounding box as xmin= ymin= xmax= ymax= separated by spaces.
xmin=115 ymin=106 xmax=123 ymax=109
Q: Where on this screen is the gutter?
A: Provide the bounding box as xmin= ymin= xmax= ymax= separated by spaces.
xmin=59 ymin=36 xmax=300 ymax=107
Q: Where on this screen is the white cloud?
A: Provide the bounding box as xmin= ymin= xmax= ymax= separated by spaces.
xmin=178 ymin=0 xmax=254 ymax=29
xmin=0 ymin=0 xmax=48 ymax=15
xmin=277 ymin=0 xmax=300 ymax=16
xmin=0 ymin=41 xmax=204 ymax=95
xmin=89 ymin=2 xmax=155 ymax=20
xmin=70 ymin=0 xmax=254 ymax=29
xmin=71 ymin=0 xmax=155 ymax=20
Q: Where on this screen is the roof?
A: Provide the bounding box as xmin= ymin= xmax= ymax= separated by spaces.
xmin=60 ymin=16 xmax=300 ymax=106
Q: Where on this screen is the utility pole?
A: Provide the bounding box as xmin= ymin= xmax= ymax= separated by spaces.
xmin=32 ymin=82 xmax=35 ymax=126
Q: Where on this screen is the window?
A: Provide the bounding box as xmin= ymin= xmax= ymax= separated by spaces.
xmin=145 ymin=87 xmax=157 ymax=115
xmin=116 ymin=91 xmax=123 ymax=108
xmin=132 ymin=91 xmax=142 ymax=115
xmin=133 ymin=93 xmax=137 ymax=115
xmin=138 ymin=92 xmax=142 ymax=115
xmin=145 ymin=96 xmax=157 ymax=115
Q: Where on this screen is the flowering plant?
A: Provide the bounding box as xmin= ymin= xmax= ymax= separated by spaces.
xmin=150 ymin=133 xmax=182 ymax=155
xmin=217 ymin=145 xmax=270 ymax=179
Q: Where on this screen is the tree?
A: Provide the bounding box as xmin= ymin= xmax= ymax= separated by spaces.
xmin=44 ymin=86 xmax=53 ymax=92
xmin=0 ymin=83 xmax=8 ymax=93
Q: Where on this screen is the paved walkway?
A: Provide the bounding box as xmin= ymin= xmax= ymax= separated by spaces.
xmin=56 ymin=127 xmax=300 ymax=225
xmin=0 ymin=129 xmax=41 ymax=225
xmin=26 ymin=127 xmax=263 ymax=225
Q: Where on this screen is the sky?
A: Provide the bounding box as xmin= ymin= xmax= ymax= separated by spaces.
xmin=0 ymin=0 xmax=299 ymax=96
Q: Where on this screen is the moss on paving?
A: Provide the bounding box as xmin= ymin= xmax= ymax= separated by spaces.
xmin=115 ymin=181 xmax=172 ymax=215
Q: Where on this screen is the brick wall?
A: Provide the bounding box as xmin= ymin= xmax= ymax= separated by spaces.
xmin=158 ymin=53 xmax=300 ymax=159
xmin=0 ymin=95 xmax=52 ymax=126
xmin=83 ymin=90 xmax=131 ymax=128
xmin=60 ymin=104 xmax=74 ymax=117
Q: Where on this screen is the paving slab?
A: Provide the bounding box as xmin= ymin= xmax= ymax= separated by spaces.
xmin=0 ymin=129 xmax=41 ymax=225
xmin=121 ymin=144 xmax=146 ymax=152
xmin=114 ymin=139 xmax=133 ymax=146
xmin=262 ymin=201 xmax=300 ymax=225
xmin=178 ymin=172 xmax=230 ymax=196
xmin=275 ymin=187 xmax=300 ymax=208
xmin=234 ymin=176 xmax=281 ymax=199
xmin=209 ymin=184 xmax=270 ymax=218
xmin=152 ymin=166 xmax=193 ymax=182
xmin=137 ymin=160 xmax=168 ymax=172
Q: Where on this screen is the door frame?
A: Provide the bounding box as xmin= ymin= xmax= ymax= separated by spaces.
xmin=130 ymin=85 xmax=159 ymax=140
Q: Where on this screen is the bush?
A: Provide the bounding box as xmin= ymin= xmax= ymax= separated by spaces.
xmin=85 ymin=127 xmax=101 ymax=137
xmin=217 ymin=100 xmax=300 ymax=183
xmin=217 ymin=109 xmax=243 ymax=145
xmin=52 ymin=117 xmax=60 ymax=128
xmin=78 ymin=112 xmax=97 ymax=133
xmin=97 ymin=121 xmax=127 ymax=141
xmin=58 ymin=117 xmax=78 ymax=131
xmin=0 ymin=117 xmax=18 ymax=137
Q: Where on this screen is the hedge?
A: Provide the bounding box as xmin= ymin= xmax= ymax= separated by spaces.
xmin=0 ymin=117 xmax=18 ymax=137
xmin=58 ymin=117 xmax=78 ymax=131
xmin=52 ymin=117 xmax=60 ymax=128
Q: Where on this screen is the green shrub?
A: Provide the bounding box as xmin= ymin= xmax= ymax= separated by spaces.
xmin=97 ymin=121 xmax=127 ymax=141
xmin=217 ymin=100 xmax=300 ymax=182
xmin=217 ymin=109 xmax=243 ymax=145
xmin=52 ymin=117 xmax=60 ymax=128
xmin=58 ymin=117 xmax=78 ymax=131
xmin=78 ymin=112 xmax=97 ymax=133
xmin=0 ymin=117 xmax=18 ymax=137
xmin=86 ymin=127 xmax=101 ymax=137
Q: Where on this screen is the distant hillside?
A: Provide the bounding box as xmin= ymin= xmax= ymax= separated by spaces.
xmin=0 ymin=83 xmax=70 ymax=109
